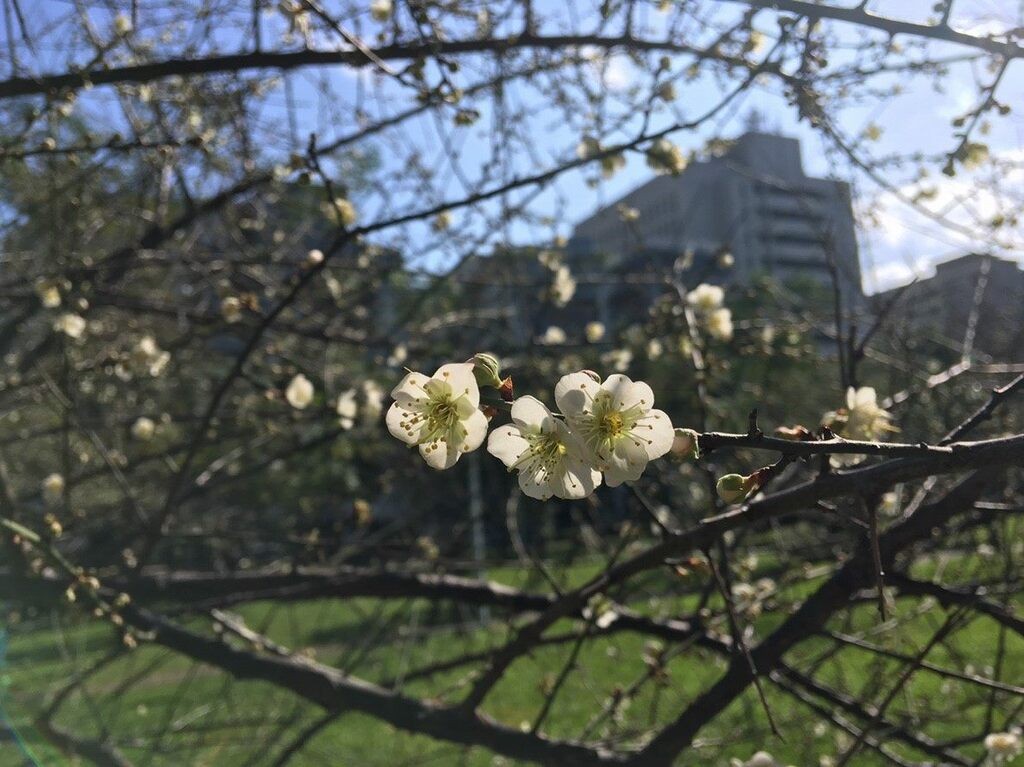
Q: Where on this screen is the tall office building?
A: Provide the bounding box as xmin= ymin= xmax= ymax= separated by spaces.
xmin=568 ymin=132 xmax=862 ymax=330
xmin=873 ymin=252 xmax=1024 ymax=361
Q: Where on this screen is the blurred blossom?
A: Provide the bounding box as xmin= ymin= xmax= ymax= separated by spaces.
xmin=540 ymin=326 xmax=567 ymax=345
xmin=286 ymin=374 xmax=315 ymax=409
xmin=131 ymin=417 xmax=156 ymax=441
xmin=645 ymin=138 xmax=687 ymax=174
xmin=361 ymin=380 xmax=385 ymax=421
xmin=387 ymin=344 xmax=408 ymax=367
xmin=132 ymin=336 xmax=171 ymax=377
xmin=220 ymin=296 xmax=242 ymax=323
xmin=585 ymin=321 xmax=606 ymax=343
xmin=602 ymin=347 xmax=633 ymax=372
xmin=337 ymin=389 xmax=358 ymax=429
xmin=707 ymin=308 xmax=734 ymax=341
xmin=686 ymin=283 xmax=724 ymax=312
xmin=54 ymin=313 xmax=86 ymax=339
xmin=35 ymin=279 xmax=62 ymax=308
xmin=42 ymin=473 xmax=65 ymax=505
xmin=985 ymin=730 xmax=1022 ymax=764
xmin=551 ymin=266 xmax=576 ymax=307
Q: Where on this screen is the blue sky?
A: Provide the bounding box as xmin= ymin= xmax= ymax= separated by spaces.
xmin=10 ymin=1 xmax=1024 ymax=295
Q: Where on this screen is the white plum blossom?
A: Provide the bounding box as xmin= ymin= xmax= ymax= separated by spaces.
xmin=537 ymin=249 xmax=561 ymax=269
xmin=576 ymin=136 xmax=602 ymax=160
xmin=487 ymin=396 xmax=600 ymax=500
xmin=361 ymin=379 xmax=385 ymax=421
xmin=54 ymin=313 xmax=86 ymax=339
xmin=841 ymin=386 xmax=895 ymax=441
xmin=555 ymin=372 xmax=674 ymax=486
xmin=576 ymin=135 xmax=625 ymax=178
xmin=35 ymin=279 xmax=62 ymax=308
xmin=326 ymin=197 xmax=357 ymax=227
xmin=825 ymin=386 xmax=895 ymax=467
xmin=585 ymin=321 xmax=606 ymax=343
xmin=985 ymin=730 xmax=1022 ymax=765
xmin=386 ymin=363 xmax=488 ymax=469
xmin=286 ymin=374 xmax=315 ymax=409
xmin=431 ymin=211 xmax=451 ymax=232
xmin=550 ymin=265 xmax=576 ymax=307
xmin=540 ymin=326 xmax=567 ymax=345
xmin=731 ymin=752 xmax=780 ymax=767
xmin=645 ymin=138 xmax=687 ymax=174
xmin=387 ymin=344 xmax=408 ymax=367
xmin=337 ymin=389 xmax=358 ymax=429
xmin=220 ymin=295 xmax=242 ymax=323
xmin=113 ymin=13 xmax=132 ymax=35
xmin=601 ymin=347 xmax=633 ymax=373
xmin=370 ymin=0 xmax=392 ymax=21
xmin=686 ymin=283 xmax=724 ymax=312
xmin=131 ymin=417 xmax=156 ymax=441
xmin=132 ymin=336 xmax=171 ymax=377
xmin=707 ymin=307 xmax=734 ymax=341
xmin=42 ymin=473 xmax=65 ymax=505
xmin=617 ymin=204 xmax=640 ymax=222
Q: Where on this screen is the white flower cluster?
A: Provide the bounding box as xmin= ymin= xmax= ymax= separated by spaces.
xmin=985 ymin=729 xmax=1022 ymax=765
xmin=386 ymin=362 xmax=675 ymax=500
xmin=730 ymin=751 xmax=796 ymax=767
xmin=537 ymin=250 xmax=576 ymax=308
xmin=686 ymin=283 xmax=733 ymax=341
xmin=824 ymin=386 xmax=896 ymax=467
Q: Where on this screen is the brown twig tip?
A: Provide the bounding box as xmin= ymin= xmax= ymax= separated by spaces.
xmin=747 ymin=408 xmax=762 ymax=438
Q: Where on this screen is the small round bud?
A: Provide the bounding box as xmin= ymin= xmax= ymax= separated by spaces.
xmin=716 ymin=473 xmax=755 ymax=504
xmin=470 ymin=352 xmax=503 ymax=389
xmin=671 ymin=428 xmax=700 ymax=460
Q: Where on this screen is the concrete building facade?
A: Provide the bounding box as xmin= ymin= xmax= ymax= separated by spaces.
xmin=874 ymin=253 xmax=1024 ymax=361
xmin=568 ymin=132 xmax=863 ymax=331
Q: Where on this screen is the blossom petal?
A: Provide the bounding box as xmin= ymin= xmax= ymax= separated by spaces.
xmin=636 ymin=408 xmax=674 ymax=460
xmin=391 ymin=371 xmax=430 ymax=408
xmin=557 ymin=457 xmax=601 ymax=499
xmin=460 ymin=407 xmax=489 ymax=453
xmin=487 ymin=424 xmax=530 ymax=467
xmin=419 ymin=439 xmax=461 ymax=469
xmin=603 ymin=374 xmax=654 ymax=412
xmin=603 ymin=439 xmax=648 ymax=487
xmin=511 ymin=395 xmax=553 ymax=431
xmin=386 ymin=403 xmax=420 ymax=445
xmin=554 ymin=372 xmax=600 ymax=416
xmin=518 ymin=464 xmax=554 ymax=500
xmin=432 ymin=363 xmax=479 ymax=408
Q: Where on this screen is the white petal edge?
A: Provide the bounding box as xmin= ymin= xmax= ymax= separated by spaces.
xmin=487 ymin=424 xmax=530 ymax=467
xmin=510 ymin=395 xmax=553 ymax=431
xmin=460 ymin=408 xmax=489 ymax=453
xmin=554 ymin=372 xmax=601 ymax=416
xmin=637 ymin=409 xmax=674 ymax=460
xmin=386 ymin=403 xmax=420 ymax=445
xmin=432 ymin=363 xmax=480 ymax=408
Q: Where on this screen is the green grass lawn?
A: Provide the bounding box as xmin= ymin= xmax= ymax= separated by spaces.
xmin=2 ymin=555 xmax=1021 ymax=766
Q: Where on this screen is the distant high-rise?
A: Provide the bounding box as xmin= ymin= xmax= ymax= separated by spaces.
xmin=568 ymin=132 xmax=862 ymax=325
xmin=874 ymin=253 xmax=1024 ymax=361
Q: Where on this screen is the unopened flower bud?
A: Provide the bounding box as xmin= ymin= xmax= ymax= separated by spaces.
xmin=470 ymin=352 xmax=503 ymax=389
xmin=716 ymin=473 xmax=756 ymax=504
xmin=671 ymin=428 xmax=700 ymax=460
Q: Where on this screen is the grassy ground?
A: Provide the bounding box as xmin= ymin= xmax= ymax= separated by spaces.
xmin=2 ymin=555 xmax=1021 ymax=767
